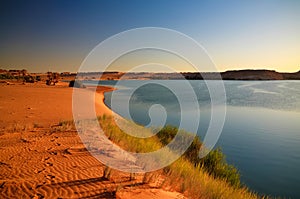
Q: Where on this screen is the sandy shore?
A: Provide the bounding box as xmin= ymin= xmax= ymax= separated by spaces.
xmin=0 ymin=83 xmax=113 ymax=129
xmin=0 ymin=82 xmax=185 ymax=199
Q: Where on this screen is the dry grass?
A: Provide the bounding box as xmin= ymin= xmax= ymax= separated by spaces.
xmin=97 ymin=115 xmax=265 ymax=199
xmin=5 ymin=123 xmax=35 ymax=133
xmin=163 ymin=157 xmax=262 ymax=199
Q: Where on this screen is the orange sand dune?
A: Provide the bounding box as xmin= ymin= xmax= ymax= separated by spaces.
xmin=0 ymin=83 xmax=185 ymax=199
xmin=0 ymin=83 xmax=113 ymax=129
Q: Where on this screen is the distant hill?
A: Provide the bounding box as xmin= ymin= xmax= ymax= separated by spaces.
xmin=182 ymin=69 xmax=300 ymax=80
xmin=221 ymin=69 xmax=284 ymax=80
xmin=282 ymin=71 xmax=300 ymax=80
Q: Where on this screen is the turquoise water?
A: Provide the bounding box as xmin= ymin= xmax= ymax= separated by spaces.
xmin=89 ymin=80 xmax=300 ymax=198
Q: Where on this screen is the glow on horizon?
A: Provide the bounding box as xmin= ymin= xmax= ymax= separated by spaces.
xmin=0 ymin=0 xmax=299 ymax=73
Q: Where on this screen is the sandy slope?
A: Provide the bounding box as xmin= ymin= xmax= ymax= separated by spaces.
xmin=0 ymin=83 xmax=113 ymax=129
xmin=0 ymin=83 xmax=185 ymax=199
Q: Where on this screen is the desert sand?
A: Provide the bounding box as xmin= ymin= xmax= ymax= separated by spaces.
xmin=0 ymin=82 xmax=185 ymax=198
xmin=0 ymin=83 xmax=113 ymax=129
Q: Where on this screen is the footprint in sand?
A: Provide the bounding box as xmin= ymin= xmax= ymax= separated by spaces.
xmin=34 ymin=168 xmax=45 ymax=174
xmin=32 ymin=193 xmax=44 ymax=199
xmin=49 ymin=151 xmax=57 ymax=155
xmin=0 ymin=161 xmax=11 ymax=169
xmin=45 ymin=162 xmax=53 ymax=167
xmin=46 ymin=147 xmax=52 ymax=151
xmin=46 ymin=174 xmax=55 ymax=180
xmin=0 ymin=182 xmax=5 ymax=188
xmin=43 ymin=157 xmax=50 ymax=161
xmin=62 ymin=148 xmax=71 ymax=155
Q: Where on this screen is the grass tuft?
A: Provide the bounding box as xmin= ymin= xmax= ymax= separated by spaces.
xmin=97 ymin=115 xmax=263 ymax=199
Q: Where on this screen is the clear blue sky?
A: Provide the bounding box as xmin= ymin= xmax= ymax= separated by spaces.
xmin=0 ymin=0 xmax=299 ymax=72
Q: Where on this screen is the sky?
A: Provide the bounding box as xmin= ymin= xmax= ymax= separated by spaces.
xmin=0 ymin=0 xmax=299 ymax=73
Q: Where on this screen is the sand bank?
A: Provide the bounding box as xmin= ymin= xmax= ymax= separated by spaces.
xmin=0 ymin=83 xmax=185 ymax=198
xmin=0 ymin=83 xmax=113 ymax=129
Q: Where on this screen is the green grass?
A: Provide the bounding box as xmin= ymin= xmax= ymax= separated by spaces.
xmin=156 ymin=125 xmax=240 ymax=188
xmin=97 ymin=115 xmax=162 ymax=153
xmin=97 ymin=115 xmax=264 ymax=199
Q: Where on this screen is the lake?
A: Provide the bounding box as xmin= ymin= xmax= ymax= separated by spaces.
xmin=89 ymin=80 xmax=300 ymax=198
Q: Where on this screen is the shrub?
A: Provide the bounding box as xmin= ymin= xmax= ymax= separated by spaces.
xmin=0 ymin=74 xmax=14 ymax=79
xmin=68 ymin=80 xmax=86 ymax=88
xmin=157 ymin=125 xmax=241 ymax=187
xmin=200 ymin=147 xmax=240 ymax=187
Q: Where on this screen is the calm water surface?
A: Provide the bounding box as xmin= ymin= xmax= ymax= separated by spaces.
xmin=89 ymin=80 xmax=300 ymax=198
